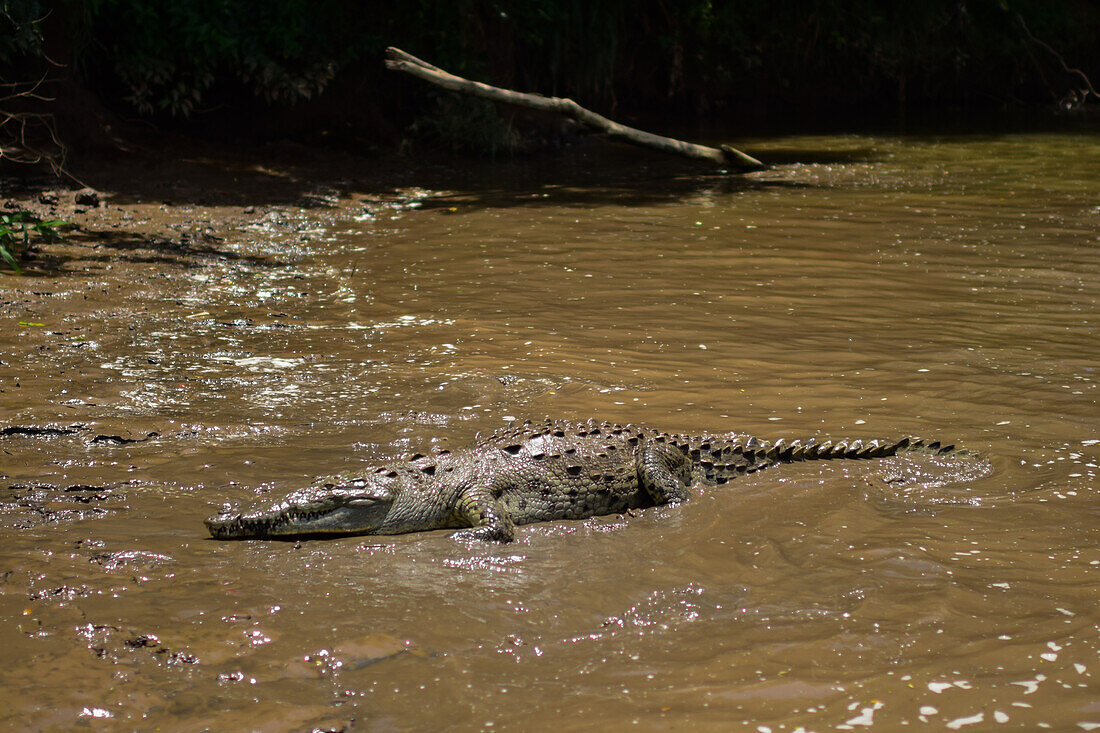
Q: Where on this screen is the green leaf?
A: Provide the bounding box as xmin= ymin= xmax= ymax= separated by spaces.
xmin=0 ymin=243 xmax=22 ymax=274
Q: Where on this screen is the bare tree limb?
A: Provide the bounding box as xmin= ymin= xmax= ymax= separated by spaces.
xmin=0 ymin=76 xmax=72 ymax=180
xmin=385 ymin=47 xmax=765 ymax=171
xmin=1016 ymin=13 xmax=1097 ymax=107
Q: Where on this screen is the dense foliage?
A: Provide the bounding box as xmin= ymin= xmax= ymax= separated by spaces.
xmin=81 ymin=0 xmax=370 ymax=115
xmin=73 ymin=1 xmax=1099 ymax=113
xmin=1 ymin=0 xmax=1097 ymax=154
xmin=0 ymin=0 xmax=44 ymax=64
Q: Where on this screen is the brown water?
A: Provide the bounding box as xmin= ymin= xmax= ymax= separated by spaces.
xmin=1 ymin=132 xmax=1098 ymax=731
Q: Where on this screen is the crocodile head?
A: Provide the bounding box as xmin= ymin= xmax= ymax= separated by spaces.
xmin=205 ymin=477 xmax=394 ymax=540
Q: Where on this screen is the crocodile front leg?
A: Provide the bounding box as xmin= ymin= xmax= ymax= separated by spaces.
xmin=636 ymin=443 xmax=693 ymax=505
xmin=450 ymin=486 xmax=516 ymax=542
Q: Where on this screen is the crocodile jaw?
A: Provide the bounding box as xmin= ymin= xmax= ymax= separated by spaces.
xmin=206 ymin=485 xmax=393 ymax=539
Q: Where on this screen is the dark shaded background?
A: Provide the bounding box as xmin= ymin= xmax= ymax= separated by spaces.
xmin=2 ymin=0 xmax=1098 ymax=166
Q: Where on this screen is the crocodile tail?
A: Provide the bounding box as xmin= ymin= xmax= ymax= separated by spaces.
xmin=682 ymin=434 xmax=971 ymax=484
xmin=786 ymin=435 xmax=971 ymax=461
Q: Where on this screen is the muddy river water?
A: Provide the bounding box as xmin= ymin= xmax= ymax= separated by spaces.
xmin=1 ymin=130 xmax=1098 ymax=730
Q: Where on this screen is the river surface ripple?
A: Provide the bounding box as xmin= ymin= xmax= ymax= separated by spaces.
xmin=1 ymin=132 xmax=1098 ymax=730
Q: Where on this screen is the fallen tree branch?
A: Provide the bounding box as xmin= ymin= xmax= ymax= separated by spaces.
xmin=385 ymin=47 xmax=765 ymax=171
xmin=1015 ymin=12 xmax=1097 ymax=110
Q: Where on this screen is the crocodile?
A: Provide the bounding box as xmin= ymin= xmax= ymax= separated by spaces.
xmin=205 ymin=418 xmax=973 ymax=542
